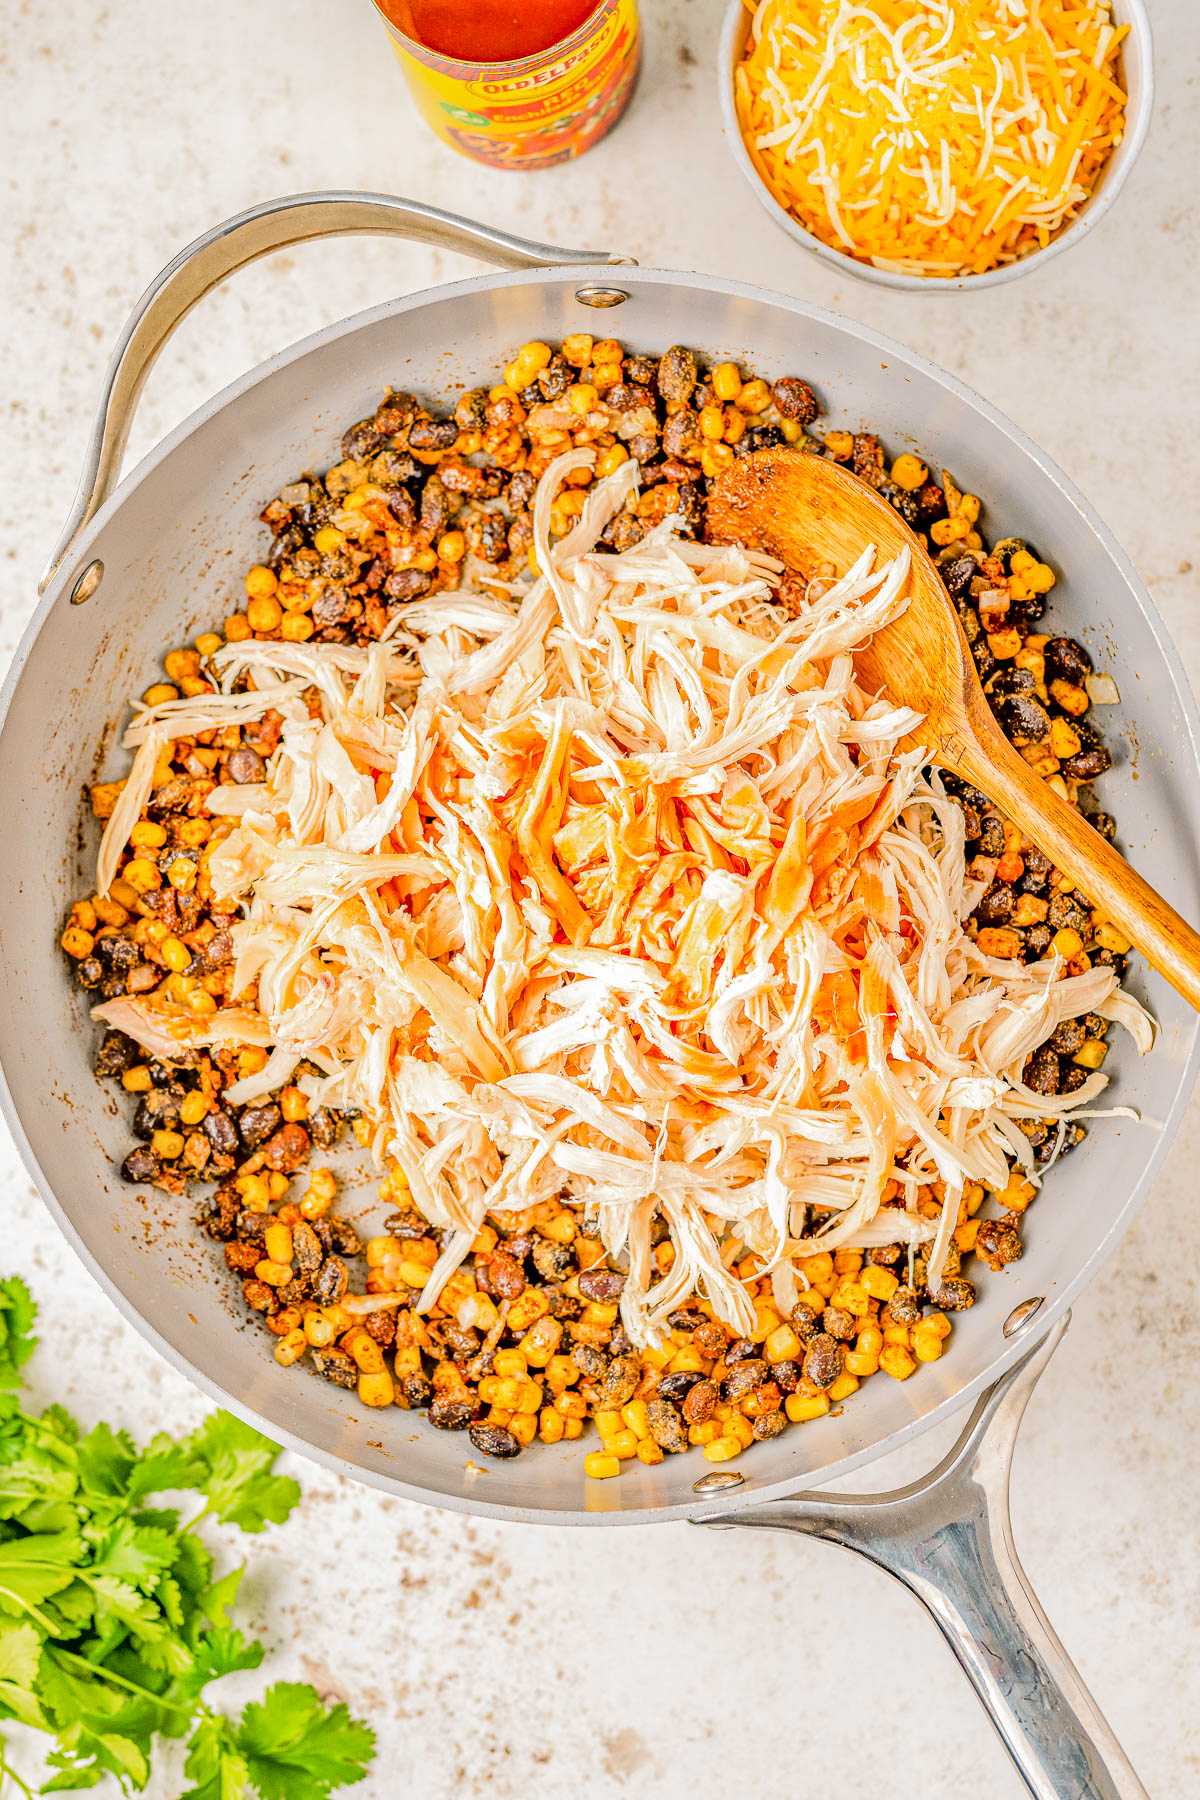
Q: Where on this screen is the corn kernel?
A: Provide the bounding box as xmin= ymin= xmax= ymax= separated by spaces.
xmin=508 ymin=1412 xmax=537 ymax=1447
xmin=712 ymin=362 xmax=743 ymax=402
xmin=273 ymin=1328 xmax=307 ymax=1367
xmin=121 ymin=1066 xmax=152 ymax=1092
xmin=264 ymin=1223 xmax=293 ymax=1265
xmin=358 ymin=1370 xmax=395 ymax=1408
xmin=539 ymin=1405 xmax=565 ymax=1443
xmin=1094 ymin=923 xmax=1131 ymax=954
xmin=247 ymin=594 xmax=283 ymax=633
xmin=606 ymin=1429 xmax=639 ymax=1460
xmin=279 ymin=1085 xmax=308 ymax=1122
xmin=667 ymin=1346 xmax=706 ymax=1375
xmin=824 ymin=429 xmax=853 ymax=459
xmin=585 ymin=1452 xmax=621 ymax=1479
xmin=702 ymin=1436 xmax=743 ymax=1463
xmin=224 ymin=612 xmax=252 ymax=642
xmin=880 ymin=1345 xmax=917 ymax=1381
xmin=785 ymin=1393 xmax=830 ymax=1423
xmin=245 ymin=564 xmax=278 ymax=599
xmin=699 ymin=404 xmax=725 ymax=441
xmin=151 ymin=1129 xmax=184 ymax=1159
xmin=764 ymin=1324 xmax=803 ymax=1363
xmin=931 ymin=517 xmax=970 ymax=546
xmin=236 ymin=1172 xmax=271 ymax=1211
xmin=159 ymin=934 xmax=190 ymax=973
xmin=130 ymin=820 xmax=167 ymax=850
xmin=913 ymin=1331 xmax=944 ymax=1363
xmin=688 ymin=1420 xmax=722 ymax=1445
xmin=179 ymin=1091 xmax=208 ymax=1127
xmin=860 ymin=1265 xmax=899 ymax=1302
xmin=735 ymin=377 xmax=771 ymax=414
xmin=1074 ymin=1039 xmax=1109 ymax=1069
xmin=123 ymin=858 xmax=162 ymax=893
xmin=1052 ymin=928 xmax=1084 ymax=959
xmin=254 ymin=1259 xmax=293 ymax=1288
xmin=305 ymin=1313 xmax=335 ymax=1347
xmin=568 ymin=383 xmax=599 ymax=416
xmin=195 ymin=631 xmax=223 ymax=657
xmin=562 ymin=332 xmax=593 ymax=367
xmin=494 ymin=1348 xmax=528 ymax=1379
xmin=636 ymin=1439 xmax=664 ymax=1466
xmin=621 ymin=1401 xmax=650 ymax=1440
xmin=882 ymin=1323 xmax=911 ymax=1348
xmin=280 ymin=612 xmax=314 ymax=643
xmin=60 ymin=924 xmax=94 ymax=958
xmin=554 ymin=1391 xmax=587 ymax=1419
xmin=891 ymin=453 xmax=928 ymax=491
xmin=828 ymin=1372 xmax=860 ymax=1402
xmin=845 ymin=1351 xmax=880 ymax=1378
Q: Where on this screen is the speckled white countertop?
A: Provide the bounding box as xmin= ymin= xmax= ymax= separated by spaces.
xmin=2 ymin=0 xmax=1199 ymax=1793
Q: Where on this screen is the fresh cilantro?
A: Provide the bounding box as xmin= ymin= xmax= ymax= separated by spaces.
xmin=0 ymin=1281 xmax=37 ymax=1391
xmin=0 ymin=1277 xmax=376 ymax=1799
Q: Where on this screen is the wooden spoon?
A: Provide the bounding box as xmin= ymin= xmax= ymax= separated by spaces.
xmin=707 ymin=445 xmax=1200 ymax=1013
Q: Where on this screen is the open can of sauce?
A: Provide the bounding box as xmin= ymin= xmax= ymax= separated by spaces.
xmin=370 ymin=0 xmax=641 ymax=170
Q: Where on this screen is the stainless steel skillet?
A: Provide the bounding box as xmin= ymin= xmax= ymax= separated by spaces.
xmin=2 ymin=192 xmax=1198 ymax=1799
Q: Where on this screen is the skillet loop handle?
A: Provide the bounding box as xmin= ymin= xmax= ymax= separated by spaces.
xmin=41 ymin=190 xmax=633 ymax=594
xmin=699 ymin=1316 xmax=1147 ymax=1800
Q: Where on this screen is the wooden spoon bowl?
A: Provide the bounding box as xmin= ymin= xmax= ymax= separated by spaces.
xmin=708 ymin=445 xmax=1200 ymax=1012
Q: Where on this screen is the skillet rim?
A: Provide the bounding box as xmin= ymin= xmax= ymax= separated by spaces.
xmin=2 ymin=260 xmax=1198 ymax=1524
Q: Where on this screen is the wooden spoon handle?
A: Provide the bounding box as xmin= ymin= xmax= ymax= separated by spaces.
xmin=951 ymin=714 xmax=1200 ymax=1013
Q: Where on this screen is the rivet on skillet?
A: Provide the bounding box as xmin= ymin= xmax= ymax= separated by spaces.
xmin=69 ymin=559 xmax=104 ymax=605
xmin=575 ymin=285 xmax=630 ymax=308
xmin=692 ymin=1470 xmax=745 ymax=1495
xmin=1002 ymin=1296 xmax=1045 ymax=1338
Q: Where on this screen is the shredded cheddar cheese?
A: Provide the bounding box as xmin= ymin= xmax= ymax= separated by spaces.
xmin=735 ymin=0 xmax=1129 ymax=278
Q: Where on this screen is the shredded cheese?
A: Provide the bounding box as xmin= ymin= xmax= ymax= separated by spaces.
xmin=735 ymin=0 xmax=1128 ymax=277
xmin=94 ymin=453 xmax=1153 ymax=1343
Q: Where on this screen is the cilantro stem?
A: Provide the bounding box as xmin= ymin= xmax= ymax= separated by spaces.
xmin=0 ymin=1587 xmax=60 ymax=1636
xmin=51 ymin=1647 xmax=168 ymax=1704
xmin=0 ymin=1742 xmax=34 ymax=1800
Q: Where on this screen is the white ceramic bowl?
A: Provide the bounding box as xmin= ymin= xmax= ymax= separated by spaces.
xmin=718 ymin=0 xmax=1154 ymax=293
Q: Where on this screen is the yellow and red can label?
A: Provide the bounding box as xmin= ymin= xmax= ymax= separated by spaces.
xmin=378 ymin=0 xmax=641 ymax=171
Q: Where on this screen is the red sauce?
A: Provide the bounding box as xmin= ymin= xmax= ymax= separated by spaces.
xmin=381 ymin=0 xmax=600 ymax=63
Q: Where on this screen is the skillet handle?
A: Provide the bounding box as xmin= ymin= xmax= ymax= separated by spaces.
xmin=41 ymin=189 xmax=631 ymax=594
xmin=699 ymin=1316 xmax=1148 ymax=1800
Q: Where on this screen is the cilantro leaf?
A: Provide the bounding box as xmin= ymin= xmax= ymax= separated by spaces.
xmin=0 ymin=1280 xmax=374 ymax=1799
xmin=181 ymin=1712 xmax=251 ymax=1800
xmin=236 ymin=1684 xmax=376 ymax=1800
xmin=187 ymin=1415 xmax=301 ymax=1535
xmin=0 ymin=1277 xmax=37 ymax=1390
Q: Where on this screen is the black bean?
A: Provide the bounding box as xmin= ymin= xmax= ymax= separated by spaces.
xmin=225 ymin=746 xmax=266 ymax=784
xmin=469 ymin=1422 xmax=520 ymax=1459
xmin=1025 ymin=924 xmax=1053 ymax=958
xmin=941 ymin=556 xmax=979 ymax=600
xmin=578 ymin=1266 xmax=626 ymax=1302
xmin=752 ymin=1409 xmax=787 ymax=1441
xmin=657 ymin=346 xmax=698 ymax=403
xmin=1044 ymin=637 xmax=1092 ymax=685
xmin=328 ymin=1216 xmax=361 ymax=1257
xmin=977 ymin=1220 xmax=1023 ymax=1268
xmin=768 ymin=1358 xmax=802 ymax=1393
xmin=429 ymin=1400 xmax=475 ymax=1430
xmin=572 ymin=1343 xmax=607 ymax=1379
xmin=1048 ymin=893 xmax=1090 ymax=933
xmin=238 ymin=1103 xmax=282 ymax=1149
xmin=771 ymin=376 xmax=819 ymax=424
xmin=667 ymin=1307 xmax=706 ymax=1331
xmin=383 ymin=568 xmax=432 ymax=603
xmin=722 ymin=1360 xmax=767 ymax=1400
xmin=342 ymin=422 xmax=386 ymax=461
xmin=931 ymin=1277 xmax=977 ymax=1311
xmin=402 ymin=1373 xmax=432 ymax=1409
xmin=725 ymin=1338 xmax=759 ymax=1364
xmin=682 ymin=1379 xmax=718 ymax=1426
xmin=1062 ymin=745 xmax=1111 ymax=781
xmin=94 ymin=1029 xmax=140 ymax=1078
xmin=976 ymin=882 xmax=1017 ymax=926
xmin=738 ymin=424 xmax=786 ymax=455
xmin=1047 ymin=1018 xmax=1087 ymax=1056
xmin=313 ymin=1256 xmax=349 ymax=1304
xmin=656 ymin=1370 xmax=704 ymax=1403
xmin=203 ymin=1110 xmax=240 ymax=1158
xmin=802 ymin=1334 xmax=844 ymax=1390
xmin=312 ymin=1347 xmax=357 ymax=1388
xmin=132 ymin=1088 xmax=183 ymax=1139
xmin=884 ymin=1287 xmax=922 ymax=1326
xmin=646 ymin=1399 xmax=689 ymax=1454
xmin=408 ymin=417 xmax=458 ymax=452
xmin=121 ymin=1146 xmax=161 ymax=1184
xmin=598 ymin=1354 xmax=639 ymax=1409
xmin=292 ymin=1220 xmax=324 ymax=1275
xmin=1023 ymin=1045 xmax=1062 ymax=1093
xmin=998 ymin=694 xmax=1051 ymax=742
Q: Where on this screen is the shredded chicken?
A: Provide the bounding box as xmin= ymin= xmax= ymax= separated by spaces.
xmin=93 ymin=451 xmax=1154 ymax=1344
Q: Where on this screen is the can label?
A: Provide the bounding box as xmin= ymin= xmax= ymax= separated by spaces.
xmin=380 ymin=0 xmax=641 ymax=171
